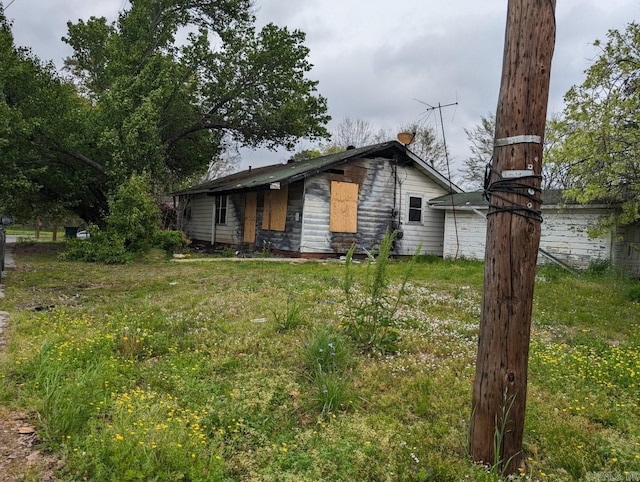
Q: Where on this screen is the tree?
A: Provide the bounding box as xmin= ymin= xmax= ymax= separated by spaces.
xmin=463 ymin=113 xmax=570 ymax=191
xmin=0 ymin=1 xmax=329 ymax=224
xmin=398 ymin=122 xmax=448 ymax=173
xmin=547 ymin=22 xmax=640 ymax=230
xmin=322 ymin=117 xmax=388 ymax=151
xmin=462 ymin=114 xmax=495 ymax=190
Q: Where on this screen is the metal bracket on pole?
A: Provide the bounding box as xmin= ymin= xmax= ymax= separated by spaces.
xmin=495 ymin=135 xmax=541 ymax=147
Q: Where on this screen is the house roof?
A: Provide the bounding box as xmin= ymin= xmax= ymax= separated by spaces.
xmin=174 ymin=140 xmax=462 ymax=196
xmin=428 ymin=190 xmax=614 ymax=209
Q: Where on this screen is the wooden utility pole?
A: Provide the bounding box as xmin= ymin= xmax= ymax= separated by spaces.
xmin=470 ymin=0 xmax=555 ymax=475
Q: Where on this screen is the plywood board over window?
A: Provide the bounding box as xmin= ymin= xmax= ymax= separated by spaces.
xmin=262 ymin=184 xmax=288 ymax=231
xmin=330 ymin=181 xmax=359 ymax=233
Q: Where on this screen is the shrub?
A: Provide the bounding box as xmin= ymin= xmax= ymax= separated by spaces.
xmin=153 ymin=230 xmax=190 ymax=255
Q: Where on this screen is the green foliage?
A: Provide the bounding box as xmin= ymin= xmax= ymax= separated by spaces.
xmin=342 ymin=230 xmax=415 ymax=354
xmin=105 ymin=173 xmax=160 ymax=251
xmin=153 ymin=230 xmax=191 ymax=255
xmin=3 ymin=246 xmax=640 ymax=480
xmin=548 ymin=22 xmax=640 ymax=230
xmin=272 ymin=293 xmax=303 ymax=332
xmin=0 ymin=1 xmax=330 ymax=225
xmin=61 ymin=229 xmax=134 ymax=264
xmin=302 ymin=325 xmax=353 ymax=416
xmin=61 ymin=174 xmax=175 ymax=263
xmin=627 ymin=283 xmax=640 ymax=302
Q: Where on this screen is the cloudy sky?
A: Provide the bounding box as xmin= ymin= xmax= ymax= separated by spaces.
xmin=4 ymin=0 xmax=639 ymax=178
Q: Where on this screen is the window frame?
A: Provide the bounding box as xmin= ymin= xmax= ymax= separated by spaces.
xmin=215 ymin=195 xmax=228 ymax=225
xmin=407 ymin=194 xmax=423 ymax=224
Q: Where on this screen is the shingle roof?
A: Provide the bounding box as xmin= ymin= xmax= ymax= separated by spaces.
xmin=174 ymin=141 xmax=462 ymax=195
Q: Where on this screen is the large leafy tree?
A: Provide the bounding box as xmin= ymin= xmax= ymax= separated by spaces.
xmin=549 ymin=22 xmax=640 ymax=229
xmin=0 ymin=0 xmax=329 ymax=224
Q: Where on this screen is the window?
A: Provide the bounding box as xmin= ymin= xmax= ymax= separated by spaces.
xmin=215 ymin=195 xmax=228 ymax=224
xmin=408 ymin=196 xmax=422 ymax=223
xmin=330 ymin=181 xmax=359 ymax=233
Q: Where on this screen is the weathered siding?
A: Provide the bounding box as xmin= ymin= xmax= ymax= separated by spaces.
xmin=183 ymin=193 xmax=213 ymax=243
xmin=182 ymin=193 xmax=241 ymax=245
xmin=540 ymin=210 xmax=610 ymax=268
xmin=215 ymin=193 xmax=242 ymax=245
xmin=255 ymin=180 xmax=304 ymax=252
xmin=612 ymin=223 xmax=640 ymax=276
xmin=441 ymin=208 xmax=612 ymax=269
xmin=395 ymin=164 xmax=449 ymax=256
xmin=442 ymin=210 xmax=487 ymax=260
xmin=300 ymin=159 xmax=393 ymax=254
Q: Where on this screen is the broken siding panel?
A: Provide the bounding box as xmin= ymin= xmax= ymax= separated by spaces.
xmin=395 ymin=165 xmax=449 ymax=256
xmin=184 ymin=193 xmax=213 ymax=243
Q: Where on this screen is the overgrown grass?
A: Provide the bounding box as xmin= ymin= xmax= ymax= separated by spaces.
xmin=0 ymin=245 xmax=639 ymax=481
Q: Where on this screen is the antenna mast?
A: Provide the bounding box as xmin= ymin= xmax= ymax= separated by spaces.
xmin=415 ymin=98 xmax=460 ymax=257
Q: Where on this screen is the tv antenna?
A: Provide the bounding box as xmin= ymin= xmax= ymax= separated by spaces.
xmin=414 ymin=97 xmax=460 ymax=257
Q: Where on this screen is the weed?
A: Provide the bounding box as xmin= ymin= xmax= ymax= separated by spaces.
xmin=342 ymin=229 xmax=417 ymax=354
xmin=273 ymin=293 xmax=303 ymax=332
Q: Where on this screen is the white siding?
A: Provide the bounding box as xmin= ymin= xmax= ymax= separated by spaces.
xmin=442 ymin=208 xmax=611 ymax=269
xmin=214 ymin=195 xmax=241 ymax=245
xmin=300 ymin=177 xmax=332 ymax=253
xmin=442 ymin=210 xmax=487 ymax=260
xmin=299 ymin=158 xmax=450 ymax=256
xmin=395 ymin=164 xmax=449 ymax=256
xmin=182 ymin=193 xmax=241 ymax=245
xmin=184 ymin=194 xmax=213 ymax=243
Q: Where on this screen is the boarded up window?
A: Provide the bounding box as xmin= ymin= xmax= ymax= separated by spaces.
xmin=330 ymin=181 xmax=358 ymax=233
xmin=262 ymin=184 xmax=288 ymax=231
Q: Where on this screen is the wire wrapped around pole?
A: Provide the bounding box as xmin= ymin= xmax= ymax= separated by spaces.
xmin=483 ymin=163 xmax=543 ymax=223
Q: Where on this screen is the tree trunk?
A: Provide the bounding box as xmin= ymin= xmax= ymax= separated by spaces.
xmin=470 ymin=0 xmax=556 ymax=475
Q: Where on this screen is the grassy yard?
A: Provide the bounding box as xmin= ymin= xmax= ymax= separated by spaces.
xmin=0 ymin=242 xmax=639 ymax=481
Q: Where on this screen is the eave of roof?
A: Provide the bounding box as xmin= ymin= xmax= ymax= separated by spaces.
xmin=173 ymin=140 xmax=462 ymax=196
xmin=427 ymin=190 xmax=618 ymax=210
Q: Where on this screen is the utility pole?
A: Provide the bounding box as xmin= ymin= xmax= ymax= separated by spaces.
xmin=469 ymin=0 xmax=555 ymax=475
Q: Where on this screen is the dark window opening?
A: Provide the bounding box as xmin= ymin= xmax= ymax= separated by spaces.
xmin=216 ymin=195 xmax=228 ymax=224
xmin=327 ymin=169 xmax=345 ymax=175
xmin=408 ymin=196 xmax=422 ymax=222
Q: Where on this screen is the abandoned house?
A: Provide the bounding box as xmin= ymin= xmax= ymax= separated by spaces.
xmin=173 ymin=141 xmax=461 ymax=257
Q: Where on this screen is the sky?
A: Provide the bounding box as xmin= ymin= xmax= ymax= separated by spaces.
xmin=3 ymin=0 xmax=639 ymax=180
